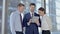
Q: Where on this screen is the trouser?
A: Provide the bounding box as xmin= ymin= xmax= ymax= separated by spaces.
xmin=25 ymin=27 xmax=39 ymax=34
xmin=16 ymin=31 xmax=23 ymax=34
xmin=25 ymin=23 xmax=39 ymax=34
xmin=25 ymin=29 xmax=39 ymax=34
xmin=42 ymin=30 xmax=51 ymax=34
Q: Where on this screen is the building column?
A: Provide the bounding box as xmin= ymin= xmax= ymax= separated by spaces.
xmin=41 ymin=0 xmax=46 ymax=9
xmin=48 ymin=0 xmax=57 ymax=32
xmin=41 ymin=0 xmax=46 ymax=14
xmin=1 ymin=0 xmax=9 ymax=34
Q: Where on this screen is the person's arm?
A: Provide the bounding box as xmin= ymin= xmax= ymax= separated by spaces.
xmin=23 ymin=15 xmax=27 ymax=27
xmin=23 ymin=14 xmax=31 ymax=27
xmin=27 ymin=19 xmax=32 ymax=26
xmin=46 ymin=16 xmax=52 ymax=31
xmin=23 ymin=27 xmax=26 ymax=34
xmin=35 ymin=16 xmax=41 ymax=27
xmin=23 ymin=14 xmax=30 ymax=34
xmin=10 ymin=13 xmax=16 ymax=34
xmin=35 ymin=14 xmax=41 ymax=27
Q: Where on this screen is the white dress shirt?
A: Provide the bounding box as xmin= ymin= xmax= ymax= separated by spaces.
xmin=10 ymin=11 xmax=24 ymax=34
xmin=30 ymin=11 xmax=34 ymax=17
xmin=41 ymin=14 xmax=52 ymax=31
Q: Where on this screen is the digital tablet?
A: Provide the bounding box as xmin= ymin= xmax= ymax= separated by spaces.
xmin=31 ymin=16 xmax=39 ymax=23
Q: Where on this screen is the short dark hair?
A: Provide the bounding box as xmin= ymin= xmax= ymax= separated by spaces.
xmin=30 ymin=3 xmax=36 ymax=7
xmin=17 ymin=3 xmax=25 ymax=7
xmin=38 ymin=7 xmax=46 ymax=14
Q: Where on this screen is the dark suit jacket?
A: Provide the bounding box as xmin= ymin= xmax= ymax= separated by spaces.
xmin=23 ymin=12 xmax=41 ymax=27
xmin=23 ymin=12 xmax=41 ymax=34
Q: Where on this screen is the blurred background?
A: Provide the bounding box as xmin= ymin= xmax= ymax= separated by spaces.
xmin=0 ymin=0 xmax=60 ymax=34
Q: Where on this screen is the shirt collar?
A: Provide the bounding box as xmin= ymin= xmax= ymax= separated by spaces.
xmin=17 ymin=10 xmax=24 ymax=15
xmin=30 ymin=11 xmax=35 ymax=14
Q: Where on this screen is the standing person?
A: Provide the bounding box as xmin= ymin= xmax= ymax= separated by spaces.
xmin=38 ymin=7 xmax=52 ymax=34
xmin=10 ymin=3 xmax=25 ymax=34
xmin=23 ymin=3 xmax=41 ymax=34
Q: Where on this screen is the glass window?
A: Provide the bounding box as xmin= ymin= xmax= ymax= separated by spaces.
xmin=56 ymin=0 xmax=60 ymax=30
xmin=36 ymin=0 xmax=41 ymax=13
xmin=46 ymin=0 xmax=49 ymax=16
xmin=0 ymin=0 xmax=3 ymax=34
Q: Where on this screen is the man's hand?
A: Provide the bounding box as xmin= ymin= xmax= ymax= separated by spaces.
xmin=28 ymin=19 xmax=32 ymax=24
xmin=23 ymin=27 xmax=26 ymax=34
xmin=27 ymin=19 xmax=32 ymax=25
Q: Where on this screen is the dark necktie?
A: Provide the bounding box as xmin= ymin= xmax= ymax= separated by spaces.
xmin=32 ymin=13 xmax=33 ymax=18
xmin=20 ymin=14 xmax=22 ymax=23
xmin=20 ymin=14 xmax=23 ymax=32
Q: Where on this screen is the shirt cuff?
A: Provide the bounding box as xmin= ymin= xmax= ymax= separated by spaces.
xmin=27 ymin=22 xmax=30 ymax=26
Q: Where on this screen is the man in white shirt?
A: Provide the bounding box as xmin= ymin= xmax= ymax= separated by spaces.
xmin=38 ymin=7 xmax=52 ymax=34
xmin=10 ymin=3 xmax=25 ymax=34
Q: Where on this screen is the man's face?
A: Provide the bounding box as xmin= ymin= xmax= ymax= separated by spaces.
xmin=38 ymin=10 xmax=44 ymax=16
xmin=30 ymin=5 xmax=35 ymax=12
xmin=18 ymin=6 xmax=25 ymax=13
